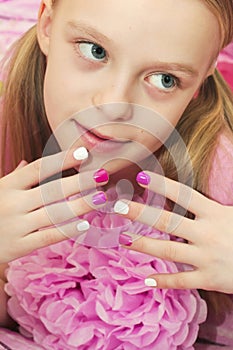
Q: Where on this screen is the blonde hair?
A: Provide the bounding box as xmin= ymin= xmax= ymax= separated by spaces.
xmin=0 ymin=26 xmax=50 ymax=175
xmin=157 ymin=0 xmax=233 ymax=191
xmin=1 ymin=0 xmax=233 ymax=316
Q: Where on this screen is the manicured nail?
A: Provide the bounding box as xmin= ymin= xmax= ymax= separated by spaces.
xmin=73 ymin=147 xmax=88 ymax=160
xmin=136 ymin=171 xmax=151 ymax=186
xmin=93 ymin=169 xmax=109 ymax=183
xmin=92 ymin=192 xmax=107 ymax=205
xmin=114 ymin=200 xmax=129 ymax=215
xmin=145 ymin=278 xmax=157 ymax=287
xmin=119 ymin=233 xmax=133 ymax=246
xmin=77 ymin=220 xmax=90 ymax=232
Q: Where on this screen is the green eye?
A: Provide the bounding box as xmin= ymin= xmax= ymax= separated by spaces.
xmin=148 ymin=73 xmax=177 ymax=90
xmin=79 ymin=42 xmax=106 ymax=61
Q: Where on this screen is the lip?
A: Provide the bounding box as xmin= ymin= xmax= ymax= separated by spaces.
xmin=74 ymin=121 xmax=130 ymax=152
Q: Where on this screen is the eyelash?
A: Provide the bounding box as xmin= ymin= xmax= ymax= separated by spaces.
xmin=146 ymin=73 xmax=181 ymax=93
xmin=73 ymin=40 xmax=182 ymax=93
xmin=74 ymin=40 xmax=108 ymax=63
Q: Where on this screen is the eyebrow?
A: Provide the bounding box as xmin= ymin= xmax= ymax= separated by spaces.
xmin=152 ymin=62 xmax=199 ymax=77
xmin=66 ymin=21 xmax=112 ymax=45
xmin=66 ymin=20 xmax=199 ymax=78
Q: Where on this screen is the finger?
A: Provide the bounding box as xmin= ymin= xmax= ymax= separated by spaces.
xmin=114 ymin=200 xmax=199 ymax=241
xmin=26 ymin=191 xmax=107 ymax=232
xmin=120 ymin=233 xmax=199 ymax=266
xmin=5 ymin=147 xmax=89 ymax=190
xmin=15 ymin=160 xmax=28 ymax=169
xmin=17 ymin=218 xmax=91 ymax=258
xmin=27 ymin=168 xmax=109 ymax=211
xmin=144 ymin=270 xmax=202 ymax=290
xmin=136 ymin=171 xmax=214 ymax=217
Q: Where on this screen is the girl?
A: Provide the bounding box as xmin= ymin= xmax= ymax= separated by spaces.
xmin=0 ymin=0 xmax=233 ymax=348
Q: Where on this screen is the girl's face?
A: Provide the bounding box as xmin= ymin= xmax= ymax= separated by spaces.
xmin=38 ymin=0 xmax=220 ymax=174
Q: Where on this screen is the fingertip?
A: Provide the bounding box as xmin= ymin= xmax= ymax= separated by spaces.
xmin=76 ymin=220 xmax=90 ymax=232
xmin=145 ymin=277 xmax=157 ymax=287
xmin=16 ymin=160 xmax=28 ymax=169
xmin=92 ymin=191 xmax=107 ymax=206
xmin=114 ymin=200 xmax=129 ymax=215
xmin=144 ymin=274 xmax=173 ymax=289
xmin=136 ymin=171 xmax=151 ymax=186
xmin=73 ymin=147 xmax=89 ymax=161
xmin=93 ymin=168 xmax=109 ymax=184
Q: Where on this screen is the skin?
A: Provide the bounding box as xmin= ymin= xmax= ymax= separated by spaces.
xmin=0 ymin=0 xmax=232 ymax=327
xmin=115 ymin=173 xmax=233 ymax=293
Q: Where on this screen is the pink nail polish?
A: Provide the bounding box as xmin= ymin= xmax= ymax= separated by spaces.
xmin=119 ymin=233 xmax=133 ymax=246
xmin=93 ymin=168 xmax=109 ymax=183
xmin=136 ymin=171 xmax=151 ymax=186
xmin=92 ymin=192 xmax=107 ymax=205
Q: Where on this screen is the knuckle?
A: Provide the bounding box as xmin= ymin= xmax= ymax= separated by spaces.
xmin=41 ymin=229 xmax=59 ymax=247
xmin=32 ymin=158 xmax=42 ymax=175
xmin=163 ymin=243 xmax=178 ymax=261
xmin=134 ymin=236 xmax=147 ymax=252
xmin=157 ymin=211 xmax=172 ymax=233
xmin=175 ymin=275 xmax=187 ymax=289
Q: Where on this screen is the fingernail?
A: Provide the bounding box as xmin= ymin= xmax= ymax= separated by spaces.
xmin=73 ymin=147 xmax=88 ymax=160
xmin=92 ymin=192 xmax=107 ymax=205
xmin=77 ymin=220 xmax=90 ymax=232
xmin=136 ymin=171 xmax=151 ymax=186
xmin=93 ymin=168 xmax=109 ymax=183
xmin=145 ymin=278 xmax=157 ymax=287
xmin=119 ymin=233 xmax=133 ymax=246
xmin=114 ymin=200 xmax=129 ymax=215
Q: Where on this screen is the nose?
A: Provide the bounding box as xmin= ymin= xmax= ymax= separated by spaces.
xmin=93 ymin=101 xmax=133 ymax=121
xmin=92 ymin=78 xmax=134 ymax=121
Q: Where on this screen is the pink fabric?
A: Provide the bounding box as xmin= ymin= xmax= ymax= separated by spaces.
xmin=196 ymin=134 xmax=233 ymax=348
xmin=0 ymin=328 xmax=44 ymax=350
xmin=208 ymin=133 xmax=233 ymax=205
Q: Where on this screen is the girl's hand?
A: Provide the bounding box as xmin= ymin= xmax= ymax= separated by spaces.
xmin=0 ymin=148 xmax=108 ymax=264
xmin=114 ymin=171 xmax=233 ymax=293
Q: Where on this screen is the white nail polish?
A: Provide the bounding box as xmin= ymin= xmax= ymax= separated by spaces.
xmin=114 ymin=200 xmax=129 ymax=215
xmin=73 ymin=147 xmax=88 ymax=160
xmin=145 ymin=278 xmax=157 ymax=287
xmin=77 ymin=220 xmax=90 ymax=232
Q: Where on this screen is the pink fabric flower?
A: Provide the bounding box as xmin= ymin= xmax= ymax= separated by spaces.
xmin=6 ymin=199 xmax=207 ymax=350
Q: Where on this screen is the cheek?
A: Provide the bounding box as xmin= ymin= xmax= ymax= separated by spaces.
xmin=135 ymin=99 xmax=193 ymax=153
xmin=43 ymin=71 xmax=62 ymax=131
xmin=43 ymin=68 xmax=77 ymax=131
xmin=43 ymin=66 xmax=98 ymax=131
xmin=149 ymin=84 xmax=199 ymax=126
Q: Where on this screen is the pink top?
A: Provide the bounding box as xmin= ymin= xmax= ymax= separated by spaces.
xmin=208 ymin=132 xmax=233 ymax=206
xmin=196 ymin=132 xmax=233 ymax=349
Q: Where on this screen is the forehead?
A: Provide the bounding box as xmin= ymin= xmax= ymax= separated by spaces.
xmin=52 ymin=0 xmax=220 ymax=64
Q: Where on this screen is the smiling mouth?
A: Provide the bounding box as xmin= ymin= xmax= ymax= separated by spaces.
xmin=74 ymin=121 xmax=130 ymax=152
